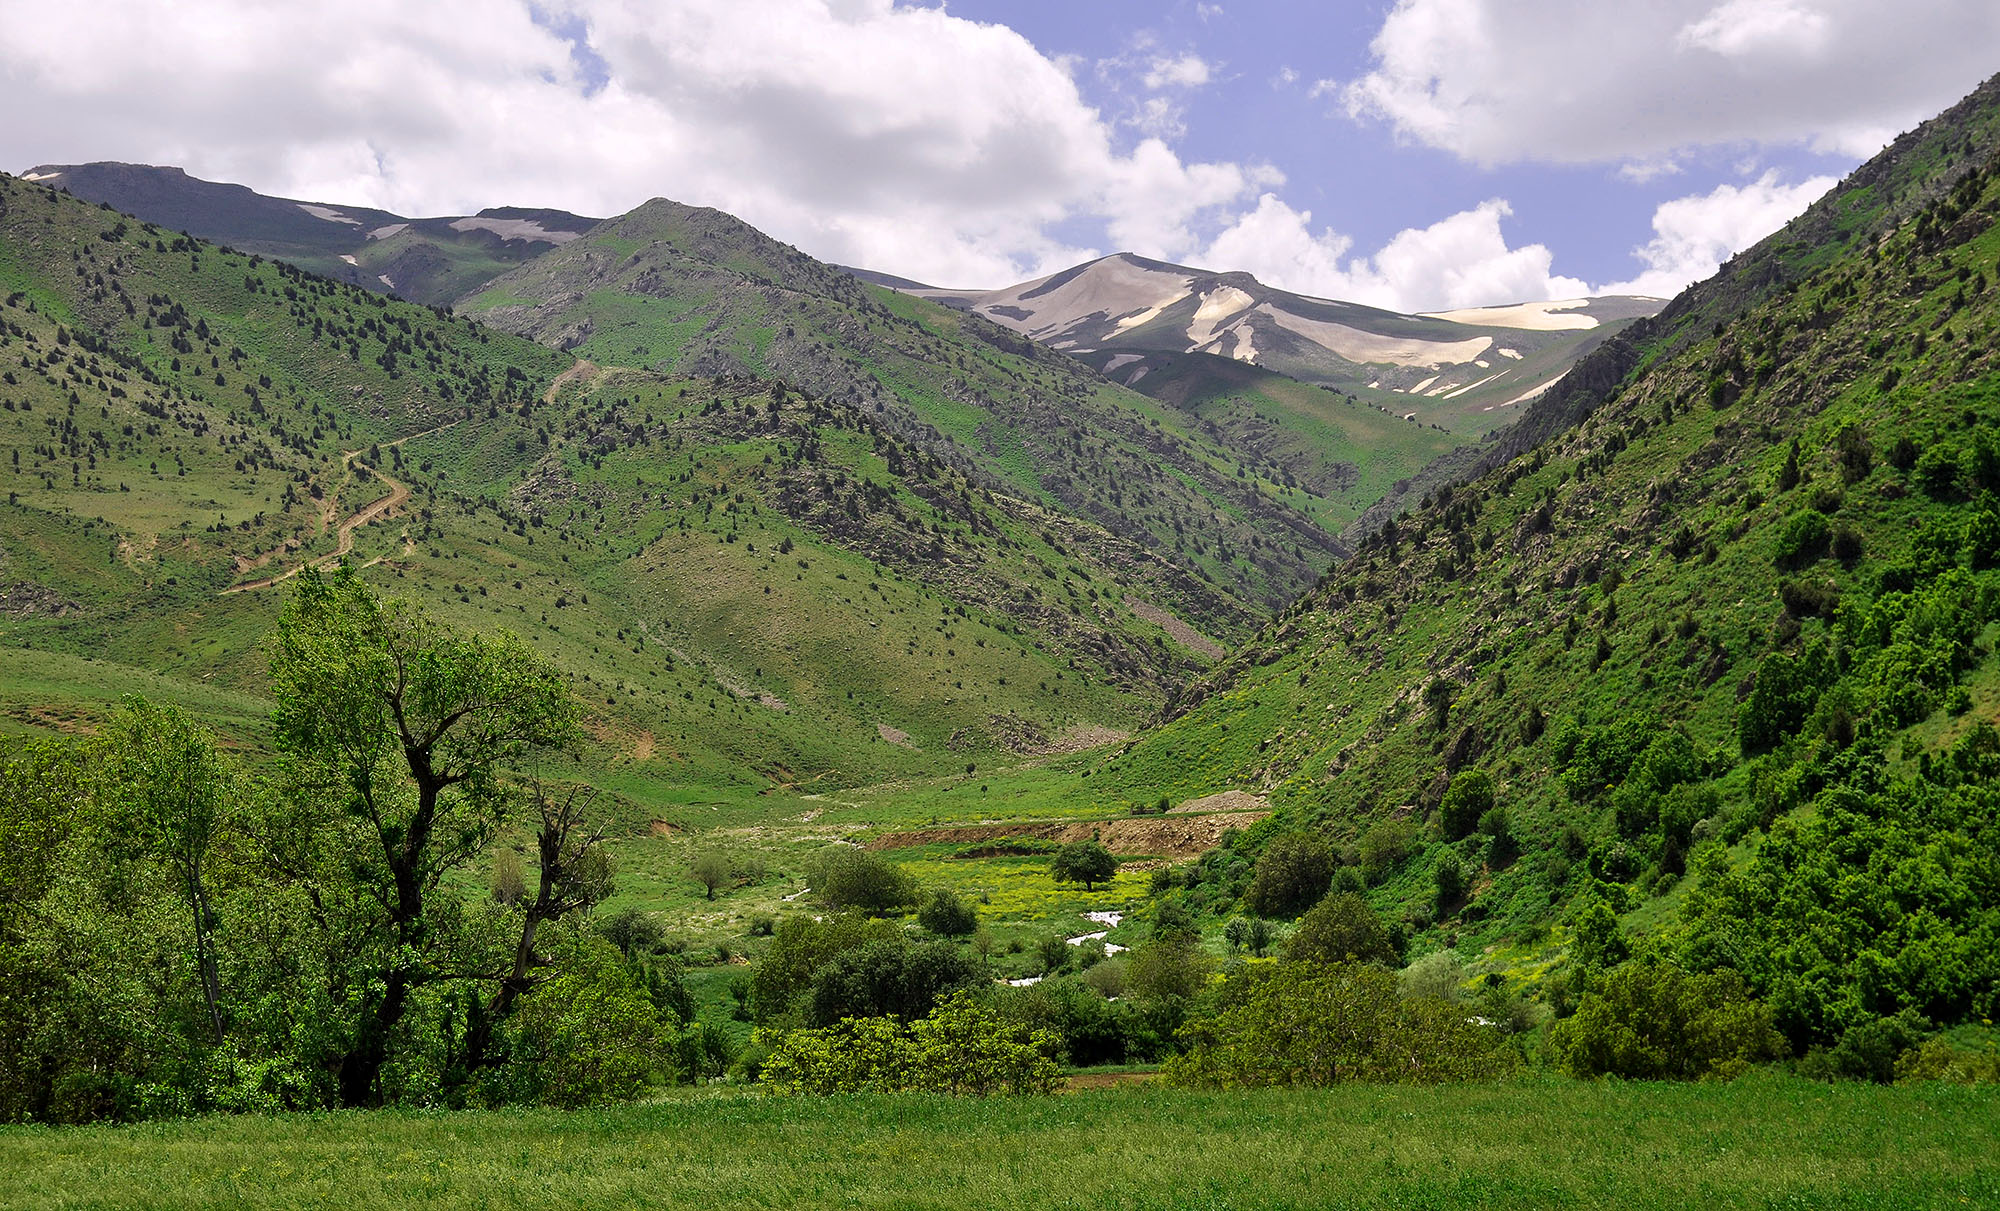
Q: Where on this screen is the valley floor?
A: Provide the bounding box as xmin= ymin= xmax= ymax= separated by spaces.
xmin=5 ymin=1078 xmax=1995 ymax=1210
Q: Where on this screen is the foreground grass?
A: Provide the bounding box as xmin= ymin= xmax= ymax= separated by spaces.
xmin=5 ymin=1078 xmax=1996 ymax=1209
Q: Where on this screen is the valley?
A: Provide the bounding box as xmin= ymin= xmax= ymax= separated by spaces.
xmin=4 ymin=54 xmax=2000 ymax=1200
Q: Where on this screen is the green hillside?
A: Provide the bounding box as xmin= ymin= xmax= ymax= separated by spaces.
xmin=0 ymin=173 xmax=1254 ymax=803
xmin=1038 ymin=74 xmax=2000 ymax=1053
xmin=461 ymin=199 xmax=1419 ymax=608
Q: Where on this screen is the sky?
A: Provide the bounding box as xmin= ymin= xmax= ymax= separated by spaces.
xmin=2 ymin=0 xmax=1998 ymax=312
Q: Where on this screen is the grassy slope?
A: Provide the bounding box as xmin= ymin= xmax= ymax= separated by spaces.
xmin=3 ymin=1079 xmax=1995 ymax=1210
xmin=461 ymin=199 xmax=1364 ymax=611
xmin=1043 ymin=78 xmax=2000 ymax=964
xmin=0 ymin=175 xmax=1242 ymax=808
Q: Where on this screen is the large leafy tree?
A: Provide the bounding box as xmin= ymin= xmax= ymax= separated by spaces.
xmin=268 ymin=567 xmax=582 ymax=1107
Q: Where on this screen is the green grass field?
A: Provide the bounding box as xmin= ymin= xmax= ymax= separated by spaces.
xmin=4 ymin=1078 xmax=1994 ymax=1210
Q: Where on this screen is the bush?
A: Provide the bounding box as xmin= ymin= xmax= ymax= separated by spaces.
xmin=1433 ymin=854 xmax=1468 ymax=910
xmin=1166 ymin=962 xmax=1518 ymax=1087
xmin=1244 ymin=832 xmax=1336 ymax=918
xmin=1549 ymin=963 xmax=1786 ymax=1080
xmin=1287 ymin=892 xmax=1398 ymax=966
xmin=1438 ymin=770 xmax=1493 ymax=841
xmin=805 ymin=937 xmax=985 ymax=1026
xmin=1773 ymin=510 xmax=1832 ymax=568
xmin=748 ymin=913 xmax=899 ymax=1022
xmin=1358 ymin=818 xmax=1416 ymax=882
xmin=917 ymin=888 xmax=978 ymax=936
xmin=1126 ymin=934 xmax=1210 ymax=1002
xmin=1399 ymin=950 xmax=1466 ymax=1003
xmin=808 ymin=846 xmax=918 ymax=915
xmin=760 ymin=992 xmax=1062 ymax=1095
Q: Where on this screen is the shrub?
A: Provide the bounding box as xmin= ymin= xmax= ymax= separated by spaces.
xmin=1288 ymin=892 xmax=1398 ymax=966
xmin=1166 ymin=962 xmax=1517 ymax=1087
xmin=1399 ymin=950 xmax=1466 ymax=1003
xmin=917 ymin=888 xmax=977 ymax=936
xmin=1358 ymin=818 xmax=1416 ymax=882
xmin=1438 ymin=770 xmax=1493 ymax=841
xmin=805 ymin=937 xmax=985 ymax=1026
xmin=748 ymin=913 xmax=899 ymax=1022
xmin=760 ymin=992 xmax=1062 ymax=1096
xmin=1773 ymin=510 xmax=1832 ymax=568
xmin=1549 ymin=963 xmax=1785 ymax=1080
xmin=808 ymin=846 xmax=918 ymax=915
xmin=1244 ymin=832 xmax=1336 ymax=918
xmin=1433 ymin=855 xmax=1468 ymax=910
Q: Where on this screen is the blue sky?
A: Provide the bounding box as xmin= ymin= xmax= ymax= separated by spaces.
xmin=943 ymin=0 xmax=1859 ymax=287
xmin=4 ymin=0 xmax=1998 ymax=310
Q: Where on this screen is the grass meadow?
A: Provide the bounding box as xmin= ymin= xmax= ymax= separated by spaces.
xmin=3 ymin=1077 xmax=1994 ymax=1210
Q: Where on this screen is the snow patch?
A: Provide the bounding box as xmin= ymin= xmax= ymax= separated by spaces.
xmin=377 ymin=274 xmax=395 ymax=289
xmin=1185 ymin=285 xmax=1256 ymax=348
xmin=1499 ymin=374 xmax=1565 ymax=407
xmin=367 ymin=223 xmax=408 ymax=240
xmin=1420 ymin=298 xmax=1597 ymax=331
xmin=338 ymin=254 xmax=359 ymax=266
xmin=297 ymin=203 xmax=360 ymax=225
xmin=448 ymin=215 xmax=583 ymax=244
xmin=1497 ymin=348 xmax=1523 ymax=360
xmin=1102 ymin=354 xmax=1145 ymax=373
xmin=21 ymin=171 xmax=62 ymax=182
xmin=1258 ymin=305 xmax=1490 ymax=368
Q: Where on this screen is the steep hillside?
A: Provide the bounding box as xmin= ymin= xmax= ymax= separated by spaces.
xmin=860 ymin=252 xmax=1661 ymax=435
xmin=1346 ymin=73 xmax=2000 ymax=543
xmin=24 ymin=162 xmax=598 ymax=306
xmin=958 ymin=76 xmax=2000 ymax=1050
xmin=460 ymin=200 xmax=1449 ymax=608
xmin=0 ymin=173 xmax=1247 ymax=801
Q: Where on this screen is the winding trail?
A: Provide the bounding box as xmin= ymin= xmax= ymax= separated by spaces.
xmin=220 ymin=422 xmax=453 ymax=595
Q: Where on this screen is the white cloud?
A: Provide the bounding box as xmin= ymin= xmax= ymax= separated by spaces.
xmin=1678 ymin=0 xmax=1830 ymax=58
xmin=1142 ymin=53 xmax=1212 ymax=90
xmin=1599 ymin=171 xmax=1838 ymax=296
xmin=1199 ymin=195 xmax=1589 ymax=312
xmin=1345 ymin=0 xmax=2000 ymax=165
xmin=0 ymin=0 xmax=1266 ymax=288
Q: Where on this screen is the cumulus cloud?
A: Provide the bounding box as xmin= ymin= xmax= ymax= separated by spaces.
xmin=1599 ymin=171 xmax=1838 ymax=296
xmin=0 ymin=0 xmax=1264 ymax=287
xmin=1344 ymin=0 xmax=2000 ymax=165
xmin=1199 ymin=195 xmax=1588 ymax=312
xmin=1142 ymin=53 xmax=1212 ymax=90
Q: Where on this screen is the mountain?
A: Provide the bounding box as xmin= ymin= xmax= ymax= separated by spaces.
xmin=1020 ymin=70 xmax=2000 ymax=1051
xmin=456 ymin=197 xmax=1458 ymax=609
xmin=857 ymin=252 xmax=1663 ymax=437
xmin=0 ymin=169 xmax=1279 ymax=802
xmin=21 ymin=162 xmax=598 ymax=306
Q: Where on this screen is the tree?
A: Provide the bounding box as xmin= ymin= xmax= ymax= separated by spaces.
xmin=917 ymin=888 xmax=977 ymax=936
xmin=691 ymin=851 xmax=732 ymax=901
xmin=459 ymin=778 xmax=614 ymax=1085
xmin=808 ymin=846 xmax=918 ymax=915
xmin=1051 ymin=840 xmax=1119 ymax=892
xmin=268 ymin=567 xmax=581 ymax=1107
xmin=805 ymin=937 xmax=985 ymax=1026
xmin=1438 ymin=770 xmax=1493 ymax=841
xmin=1244 ymin=832 xmax=1336 ymax=918
xmin=1287 ymin=892 xmax=1398 ymax=966
xmin=1166 ymin=963 xmax=1516 ymax=1087
xmin=1549 ymin=963 xmax=1785 ymax=1080
xmin=98 ymin=698 xmax=234 ymax=1045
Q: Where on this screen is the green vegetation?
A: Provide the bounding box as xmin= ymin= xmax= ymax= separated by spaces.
xmin=4 ymin=1080 xmax=1998 ymax=1209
